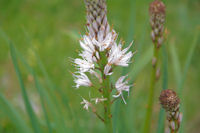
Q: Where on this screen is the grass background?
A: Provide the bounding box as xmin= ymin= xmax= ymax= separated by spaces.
xmin=0 ymin=0 xmax=200 ymax=132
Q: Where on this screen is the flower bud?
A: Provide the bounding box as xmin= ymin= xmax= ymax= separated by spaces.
xmin=149 ymin=0 xmax=166 ymax=47
xmin=169 ymin=121 xmax=175 ymax=131
xmin=156 ymin=68 xmax=160 ymax=80
xmin=159 ymin=89 xmax=180 ymax=112
xmin=84 ymin=0 xmax=109 ymax=40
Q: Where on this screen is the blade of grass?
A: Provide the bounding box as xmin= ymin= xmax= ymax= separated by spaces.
xmin=0 ymin=94 xmax=33 ymax=133
xmin=1 ymin=29 xmax=66 ymax=132
xmin=123 ymin=16 xmax=150 ymax=133
xmin=33 ymin=72 xmax=53 ymax=133
xmin=114 ymin=22 xmax=152 ymax=132
xmin=14 ymin=42 xmax=69 ymax=133
xmin=114 ymin=41 xmax=153 ymax=133
xmin=22 ymin=28 xmax=74 ymax=133
xmin=157 ymin=45 xmax=168 ymax=133
xmin=178 ymin=28 xmax=200 ymax=133
xmin=114 ymin=2 xmax=149 ymax=131
xmin=169 ymin=40 xmax=182 ymax=87
xmin=13 ymin=49 xmax=53 ymax=133
xmin=0 ymin=29 xmax=71 ymax=133
xmin=178 ymin=29 xmax=199 ymax=95
xmin=9 ymin=42 xmax=42 ymax=133
xmin=130 ymin=46 xmax=153 ymax=82
xmin=22 ymin=28 xmax=73 ymax=118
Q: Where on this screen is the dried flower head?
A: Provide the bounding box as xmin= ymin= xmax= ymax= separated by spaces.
xmin=149 ymin=0 xmax=166 ymax=47
xmin=159 ymin=89 xmax=180 ymax=112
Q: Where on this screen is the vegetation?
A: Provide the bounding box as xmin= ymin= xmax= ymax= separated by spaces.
xmin=0 ymin=0 xmax=199 ymax=132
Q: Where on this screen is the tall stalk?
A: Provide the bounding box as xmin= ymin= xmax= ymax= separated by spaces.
xmin=99 ymin=51 xmax=113 ymax=132
xmin=72 ymin=0 xmax=134 ymax=133
xmin=143 ymin=0 xmax=166 ymax=132
xmin=102 ymin=75 xmax=112 ymax=132
xmin=143 ymin=45 xmax=159 ymax=133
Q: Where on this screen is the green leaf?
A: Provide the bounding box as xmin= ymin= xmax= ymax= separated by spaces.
xmin=33 ymin=72 xmax=53 ymax=133
xmin=178 ymin=29 xmax=199 ymax=95
xmin=0 ymin=94 xmax=32 ymax=133
xmin=115 ymin=11 xmax=150 ymax=132
xmin=179 ymin=29 xmax=200 ymax=133
xmin=1 ymin=29 xmax=57 ymax=132
xmin=169 ymin=40 xmax=182 ymax=87
xmin=22 ymin=29 xmax=73 ymax=133
xmin=129 ymin=46 xmax=153 ymax=82
xmin=9 ymin=42 xmax=42 ymax=133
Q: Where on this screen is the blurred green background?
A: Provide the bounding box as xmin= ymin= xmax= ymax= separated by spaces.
xmin=0 ymin=0 xmax=200 ymax=132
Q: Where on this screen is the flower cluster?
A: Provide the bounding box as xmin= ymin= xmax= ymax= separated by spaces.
xmin=149 ymin=0 xmax=166 ymax=48
xmin=72 ymin=0 xmax=134 ymax=110
xmin=159 ymin=89 xmax=182 ymax=132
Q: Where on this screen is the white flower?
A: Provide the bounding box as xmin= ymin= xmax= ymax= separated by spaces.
xmin=81 ymin=98 xmax=91 ymax=111
xmin=91 ymin=97 xmax=107 ymax=104
xmin=94 ymin=30 xmax=117 ymax=51
xmin=79 ymin=35 xmax=101 ymax=62
xmin=113 ymin=75 xmax=131 ymax=104
xmin=107 ymin=41 xmax=133 ymax=67
xmin=80 ymin=35 xmax=95 ymax=54
xmin=74 ymin=58 xmax=94 ymax=72
xmin=104 ymin=64 xmax=113 ymax=75
xmin=79 ymin=51 xmax=93 ymax=63
xmin=73 ymin=72 xmax=92 ymax=88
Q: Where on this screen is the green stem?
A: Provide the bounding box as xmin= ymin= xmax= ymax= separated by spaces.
xmin=99 ymin=51 xmax=113 ymax=133
xmin=102 ymin=75 xmax=113 ymax=133
xmin=143 ymin=44 xmax=159 ymax=133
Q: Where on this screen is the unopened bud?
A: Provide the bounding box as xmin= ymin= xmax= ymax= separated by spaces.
xmin=159 ymin=89 xmax=180 ymax=112
xmin=170 ymin=121 xmax=175 ymax=131
xmin=178 ymin=113 xmax=183 ymax=123
xmin=149 ymin=0 xmax=166 ymax=46
xmin=156 ymin=68 xmax=160 ymax=80
xmin=149 ymin=0 xmax=166 ymax=24
xmin=152 ymin=57 xmax=157 ymax=67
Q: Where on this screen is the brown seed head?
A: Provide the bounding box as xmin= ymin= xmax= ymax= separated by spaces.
xmin=159 ymin=89 xmax=180 ymax=112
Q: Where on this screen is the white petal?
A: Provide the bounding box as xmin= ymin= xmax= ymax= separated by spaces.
xmin=104 ymin=64 xmax=113 ymax=75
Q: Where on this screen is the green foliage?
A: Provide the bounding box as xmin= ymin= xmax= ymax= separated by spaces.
xmin=10 ymin=41 xmax=43 ymax=133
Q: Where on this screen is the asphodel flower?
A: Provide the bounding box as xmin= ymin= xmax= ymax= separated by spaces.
xmin=113 ymin=75 xmax=131 ymax=104
xmin=72 ymin=0 xmax=134 ymax=118
xmin=81 ymin=98 xmax=91 ymax=111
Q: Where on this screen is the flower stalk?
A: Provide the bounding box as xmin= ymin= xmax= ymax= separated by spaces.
xmin=143 ymin=45 xmax=159 ymax=133
xmin=72 ymin=0 xmax=134 ymax=132
xmin=102 ymin=74 xmax=112 ymax=132
xmin=98 ymin=50 xmax=113 ymax=132
xmin=143 ymin=0 xmax=166 ymax=132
